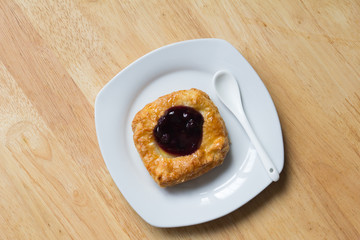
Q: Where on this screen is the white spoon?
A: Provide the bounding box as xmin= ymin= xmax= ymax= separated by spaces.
xmin=213 ymin=70 xmax=280 ymax=182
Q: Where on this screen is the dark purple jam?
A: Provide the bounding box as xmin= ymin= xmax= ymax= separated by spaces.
xmin=153 ymin=106 xmax=204 ymax=156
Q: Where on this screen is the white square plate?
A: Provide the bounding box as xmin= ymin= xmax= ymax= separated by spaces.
xmin=95 ymin=39 xmax=284 ymax=227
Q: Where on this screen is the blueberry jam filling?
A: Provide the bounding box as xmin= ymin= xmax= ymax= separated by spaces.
xmin=153 ymin=106 xmax=204 ymax=156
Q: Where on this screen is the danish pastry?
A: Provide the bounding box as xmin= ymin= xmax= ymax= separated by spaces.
xmin=132 ymin=88 xmax=229 ymax=187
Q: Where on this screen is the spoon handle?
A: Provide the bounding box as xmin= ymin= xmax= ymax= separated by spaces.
xmin=235 ymin=111 xmax=280 ymax=182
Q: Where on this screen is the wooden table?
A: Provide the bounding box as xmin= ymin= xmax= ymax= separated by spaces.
xmin=1 ymin=1 xmax=359 ymax=239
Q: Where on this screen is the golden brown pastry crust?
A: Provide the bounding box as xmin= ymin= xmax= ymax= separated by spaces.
xmin=132 ymin=88 xmax=229 ymax=187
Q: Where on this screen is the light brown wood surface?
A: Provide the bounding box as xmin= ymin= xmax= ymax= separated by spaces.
xmin=1 ymin=0 xmax=359 ymax=239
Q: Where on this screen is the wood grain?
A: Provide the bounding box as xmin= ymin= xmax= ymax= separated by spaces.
xmin=0 ymin=0 xmax=359 ymax=239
